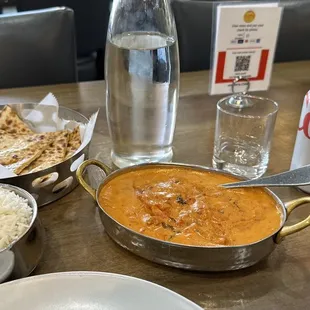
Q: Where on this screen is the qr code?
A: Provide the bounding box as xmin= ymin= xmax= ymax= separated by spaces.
xmin=234 ymin=55 xmax=251 ymax=72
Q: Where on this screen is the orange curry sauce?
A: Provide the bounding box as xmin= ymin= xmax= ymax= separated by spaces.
xmin=98 ymin=167 xmax=282 ymax=246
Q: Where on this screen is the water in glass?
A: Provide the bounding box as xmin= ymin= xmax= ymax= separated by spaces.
xmin=213 ymin=133 xmax=270 ymax=179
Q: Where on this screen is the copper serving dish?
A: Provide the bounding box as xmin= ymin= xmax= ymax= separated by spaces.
xmin=77 ymin=160 xmax=310 ymax=271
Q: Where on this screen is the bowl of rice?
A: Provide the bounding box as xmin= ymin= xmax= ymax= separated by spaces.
xmin=0 ymin=184 xmax=44 ymax=282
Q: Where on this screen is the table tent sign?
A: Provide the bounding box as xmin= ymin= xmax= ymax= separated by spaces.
xmin=209 ymin=2 xmax=283 ymax=95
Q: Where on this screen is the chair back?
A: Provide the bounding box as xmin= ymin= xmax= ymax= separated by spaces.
xmin=275 ymin=1 xmax=310 ymax=62
xmin=0 ymin=7 xmax=77 ymax=88
xmin=16 ymin=0 xmax=110 ymax=57
xmin=171 ymin=0 xmax=213 ymax=72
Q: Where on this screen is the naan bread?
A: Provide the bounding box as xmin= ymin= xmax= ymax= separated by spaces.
xmin=0 ymin=131 xmax=55 ymax=174
xmin=20 ymin=130 xmax=69 ymax=175
xmin=0 ymin=105 xmax=33 ymax=134
xmin=65 ymin=126 xmax=81 ymax=159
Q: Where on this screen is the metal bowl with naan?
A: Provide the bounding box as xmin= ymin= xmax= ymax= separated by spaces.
xmin=0 ymin=102 xmax=96 ymax=206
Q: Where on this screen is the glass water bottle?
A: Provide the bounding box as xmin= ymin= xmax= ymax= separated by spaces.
xmin=105 ymin=0 xmax=180 ymax=168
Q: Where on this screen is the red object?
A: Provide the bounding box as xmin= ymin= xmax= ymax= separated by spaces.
xmin=298 ymin=112 xmax=310 ymax=139
xmin=215 ymin=49 xmax=269 ymax=84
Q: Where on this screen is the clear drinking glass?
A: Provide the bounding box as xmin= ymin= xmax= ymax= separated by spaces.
xmin=212 ymin=94 xmax=278 ymax=179
xmin=105 ymin=0 xmax=180 ymax=168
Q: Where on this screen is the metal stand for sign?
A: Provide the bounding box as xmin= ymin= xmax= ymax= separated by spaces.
xmin=231 ymin=76 xmax=250 ymax=94
xmin=228 ymin=76 xmax=254 ymax=108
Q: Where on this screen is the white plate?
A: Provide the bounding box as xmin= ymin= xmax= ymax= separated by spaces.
xmin=0 ymin=271 xmax=202 ymax=310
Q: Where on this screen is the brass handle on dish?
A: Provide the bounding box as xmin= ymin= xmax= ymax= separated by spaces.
xmin=76 ymin=159 xmax=112 ymax=200
xmin=275 ymin=197 xmax=310 ymax=243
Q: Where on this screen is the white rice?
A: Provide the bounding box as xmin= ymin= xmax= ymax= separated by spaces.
xmin=0 ymin=187 xmax=33 ymax=250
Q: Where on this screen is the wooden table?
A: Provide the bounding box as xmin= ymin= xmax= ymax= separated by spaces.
xmin=1 ymin=61 xmax=310 ymax=310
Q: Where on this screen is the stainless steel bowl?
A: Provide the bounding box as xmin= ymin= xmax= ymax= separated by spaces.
xmin=0 ymin=184 xmax=45 ymax=282
xmin=77 ymin=160 xmax=310 ymax=272
xmin=0 ymin=104 xmax=90 ymax=207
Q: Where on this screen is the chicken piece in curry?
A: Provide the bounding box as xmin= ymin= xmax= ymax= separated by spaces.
xmin=98 ymin=167 xmax=282 ymax=246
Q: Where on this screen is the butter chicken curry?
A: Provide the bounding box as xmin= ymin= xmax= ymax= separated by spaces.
xmin=98 ymin=167 xmax=282 ymax=246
